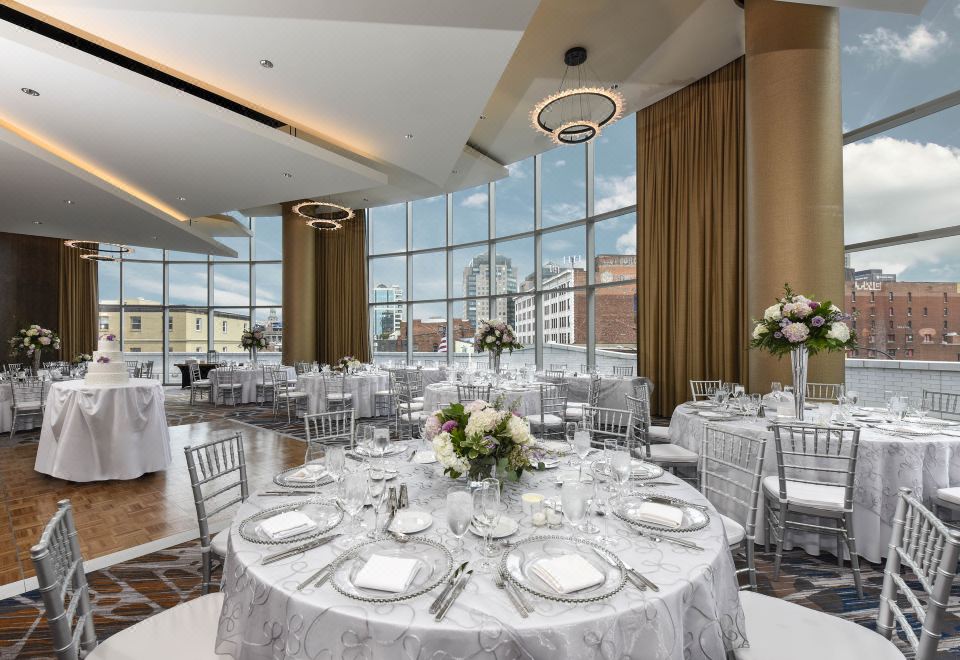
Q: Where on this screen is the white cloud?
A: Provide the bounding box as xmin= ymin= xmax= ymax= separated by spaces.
xmin=459 ymin=192 xmax=487 ymax=208
xmin=844 ymin=24 xmax=949 ymax=64
xmin=505 ymin=161 xmax=528 ymax=179
xmin=553 ymin=159 xmax=567 ymax=168
xmin=955 ymin=1 xmax=960 ymax=20
xmin=595 ymin=173 xmax=637 ymax=214
xmin=616 ymin=225 xmax=636 ymax=255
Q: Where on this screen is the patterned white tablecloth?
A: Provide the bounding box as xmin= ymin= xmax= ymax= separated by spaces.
xmin=208 ymin=366 xmax=296 ymax=404
xmin=422 ymin=382 xmax=545 ymax=416
xmin=567 ymin=375 xmax=652 ymax=409
xmin=669 ymin=405 xmax=960 ymax=562
xmin=34 ymin=378 xmax=170 ymax=482
xmin=216 ymin=465 xmax=746 ymax=659
xmin=298 ymin=372 xmax=390 ymax=418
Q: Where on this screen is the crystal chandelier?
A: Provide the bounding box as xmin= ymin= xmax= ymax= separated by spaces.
xmin=63 ymin=240 xmax=133 ymax=261
xmin=531 ymin=46 xmax=624 ymax=146
xmin=293 ymin=201 xmax=354 ymax=231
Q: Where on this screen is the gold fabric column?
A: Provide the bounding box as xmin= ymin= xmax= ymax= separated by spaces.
xmin=316 ymin=211 xmax=371 ymax=364
xmin=58 ymin=241 xmax=98 ymax=359
xmin=282 ymin=202 xmax=319 ymax=365
xmin=745 ymin=0 xmax=845 ymax=389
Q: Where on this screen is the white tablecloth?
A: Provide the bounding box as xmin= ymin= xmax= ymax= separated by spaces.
xmin=298 ymin=373 xmax=390 ymax=418
xmin=216 ymin=466 xmax=745 ymax=659
xmin=34 ymin=379 xmax=171 ymax=482
xmin=669 ymin=405 xmax=960 ymax=562
xmin=423 ymin=382 xmax=546 ymax=416
xmin=567 ymin=375 xmax=652 ymax=409
xmin=209 ymin=366 xmax=296 ymax=404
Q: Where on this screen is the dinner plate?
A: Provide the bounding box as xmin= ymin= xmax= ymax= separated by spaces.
xmin=904 ymin=416 xmax=959 ymax=427
xmin=613 ymin=492 xmax=710 ymax=533
xmin=594 ymin=459 xmax=664 ymax=481
xmin=688 ymin=401 xmax=718 ymax=409
xmin=238 ymin=501 xmax=342 ymax=545
xmin=537 ymin=458 xmax=561 ymax=470
xmin=470 ymin=516 xmax=519 ymax=539
xmin=328 ymin=536 xmax=452 ymax=603
xmin=697 ymin=411 xmax=738 ymax=421
xmin=389 ymin=509 xmax=433 ymax=534
xmin=537 ymin=440 xmax=572 ymax=455
xmin=273 ymin=464 xmax=329 ymax=489
xmin=411 ymin=450 xmax=438 ymax=464
xmin=352 ymin=442 xmax=408 ymax=458
xmin=873 ymin=423 xmax=939 ymax=437
xmin=500 ymin=535 xmax=627 ymax=603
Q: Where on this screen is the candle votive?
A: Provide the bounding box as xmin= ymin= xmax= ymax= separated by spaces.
xmin=521 ymin=492 xmax=544 ymax=516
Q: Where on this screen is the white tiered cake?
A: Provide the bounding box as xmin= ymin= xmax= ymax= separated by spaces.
xmin=84 ymin=337 xmax=129 ymax=386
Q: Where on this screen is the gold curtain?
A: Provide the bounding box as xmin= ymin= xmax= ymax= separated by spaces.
xmin=57 ymin=241 xmax=99 ymax=359
xmin=636 ymin=57 xmax=746 ymax=416
xmin=316 ymin=211 xmax=371 ymax=364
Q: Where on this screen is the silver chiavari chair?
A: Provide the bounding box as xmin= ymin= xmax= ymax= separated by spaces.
xmin=213 ymin=365 xmax=243 ymax=406
xmin=805 ymin=382 xmax=843 ymax=403
xmin=305 ymin=410 xmax=356 ymax=447
xmin=689 ymin=379 xmax=722 ymax=401
xmin=255 ymin=364 xmax=277 ymax=405
xmin=565 ymin=373 xmax=601 ymax=424
xmin=625 ymin=389 xmax=698 ymax=472
xmin=581 ymin=406 xmax=633 ymax=450
xmin=189 ymin=362 xmax=212 ymax=405
xmin=548 ymin=363 xmax=566 ymax=371
xmin=523 ymin=383 xmax=569 ymax=440
xmin=457 ymin=383 xmax=492 ymax=404
xmin=408 ymin=368 xmax=426 ymax=401
xmin=923 ymin=389 xmax=960 ymax=419
xmin=9 ymin=377 xmax=45 ymax=438
xmin=395 ymin=380 xmax=426 ymax=440
xmin=544 ymin=369 xmax=566 ymax=383
xmin=321 ymin=373 xmax=354 ymax=412
xmin=139 ymin=360 xmax=154 ymax=379
xmin=124 ymin=360 xmax=140 ymax=378
xmin=611 ymin=364 xmax=634 ymax=377
xmin=295 ymin=361 xmax=310 ymax=375
xmin=272 ymin=367 xmax=307 ymax=422
xmin=184 ymin=433 xmax=248 ymax=594
xmin=765 ymin=422 xmax=864 ymax=598
xmin=629 ymin=379 xmax=669 ymax=442
xmin=699 ymin=425 xmax=767 ymax=590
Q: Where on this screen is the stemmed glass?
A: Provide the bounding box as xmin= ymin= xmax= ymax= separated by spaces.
xmin=325 ymin=445 xmax=345 ymax=483
xmin=560 ymin=480 xmax=592 ymax=544
xmin=367 ymin=465 xmax=389 ymax=538
xmin=338 ymin=468 xmax=368 ymax=545
xmin=573 ymin=427 xmax=593 ymax=480
xmin=565 ymin=423 xmax=578 ymax=465
xmin=609 ymin=450 xmax=632 ymax=501
xmin=373 ymin=428 xmax=391 ymax=460
xmin=590 ymin=459 xmax=615 ymax=547
xmin=445 ymin=488 xmax=473 ymax=560
xmin=473 ymin=478 xmax=502 ymax=572
xmin=303 ymin=443 xmax=326 ymax=506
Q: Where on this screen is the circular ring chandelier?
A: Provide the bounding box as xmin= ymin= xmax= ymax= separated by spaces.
xmin=531 ymin=47 xmax=624 ymax=146
xmin=63 ymin=240 xmax=133 ymax=261
xmin=293 ymin=201 xmax=354 ymax=230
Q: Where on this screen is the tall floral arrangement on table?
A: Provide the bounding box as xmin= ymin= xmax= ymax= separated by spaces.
xmin=239 ymin=326 xmax=268 ymax=362
xmin=335 ymin=355 xmax=362 ymax=373
xmin=424 ymin=399 xmax=543 ymax=482
xmin=473 ymin=319 xmax=522 ymax=373
xmin=9 ymin=324 xmax=60 ymax=371
xmin=749 ymin=284 xmax=856 ymax=419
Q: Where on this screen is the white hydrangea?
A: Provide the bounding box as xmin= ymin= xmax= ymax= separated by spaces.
xmin=465 ymin=408 xmax=504 ymax=437
xmin=752 ymin=324 xmax=769 ymax=340
xmin=507 ymin=415 xmax=533 ymax=445
xmin=433 ymin=432 xmax=469 ymax=474
xmin=763 ymin=304 xmax=782 ymax=321
xmin=826 ymin=322 xmax=851 ymax=342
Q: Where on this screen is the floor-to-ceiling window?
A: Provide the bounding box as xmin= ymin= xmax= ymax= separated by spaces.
xmin=366 ymin=115 xmax=638 ymax=371
xmin=97 ymin=212 xmax=283 ymax=383
xmin=840 ymin=1 xmax=960 ymax=361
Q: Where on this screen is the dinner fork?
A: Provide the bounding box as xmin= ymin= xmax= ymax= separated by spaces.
xmin=494 ymin=570 xmax=528 ymax=617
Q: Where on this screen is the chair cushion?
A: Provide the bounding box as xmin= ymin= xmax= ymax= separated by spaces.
xmin=567 ymin=402 xmax=587 ymax=410
xmin=734 ymin=591 xmax=905 ymax=660
xmin=937 ymin=486 xmax=960 ymax=506
xmin=412 ymin=396 xmax=425 ymax=403
xmin=720 ymin=513 xmax=746 ymax=546
xmin=192 ymin=380 xmax=211 ymax=387
xmin=524 ymin=413 xmax=565 ymax=427
xmin=15 ymin=401 xmax=43 ymax=410
xmin=278 ymin=392 xmax=308 ymax=400
xmin=400 ymin=411 xmax=427 ymax=422
xmin=399 ymin=402 xmax=424 ymax=411
xmin=645 ymin=443 xmax=698 ymax=464
xmin=565 ymin=407 xmax=584 ymax=420
xmin=649 ymin=425 xmax=671 ymax=441
xmin=88 ymin=592 xmax=230 ymax=660
xmin=375 ymin=390 xmax=392 ymax=396
xmin=210 ymin=528 xmax=229 ymax=557
xmin=218 ymin=383 xmax=243 ymax=389
xmin=326 ymin=393 xmax=354 ymax=400
xmin=762 ymin=475 xmax=846 ymax=511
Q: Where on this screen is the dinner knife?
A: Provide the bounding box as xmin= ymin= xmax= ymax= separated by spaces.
xmin=382 ymin=507 xmax=397 ymax=535
xmin=262 ymin=534 xmax=340 ymax=565
xmin=296 ymin=562 xmax=334 ymax=591
xmin=636 ymin=529 xmax=703 ymax=551
xmin=589 ymin=547 xmax=647 ymax=592
xmin=429 ymin=562 xmax=468 ymax=614
xmin=503 ymin=576 xmax=531 ymax=614
xmin=619 ymin=558 xmax=659 ymax=592
xmin=435 ymin=569 xmax=473 ymax=622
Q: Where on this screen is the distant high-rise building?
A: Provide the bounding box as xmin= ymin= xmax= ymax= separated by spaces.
xmin=461 ymin=253 xmax=518 ymax=328
xmin=371 ymin=283 xmax=405 ymax=338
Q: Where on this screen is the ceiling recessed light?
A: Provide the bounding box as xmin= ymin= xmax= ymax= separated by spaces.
xmin=152 ymin=236 xmax=158 ymax=240
xmin=176 ymin=195 xmax=186 ymax=201
xmin=479 ymin=114 xmax=486 ymax=120
xmin=259 ymin=59 xmax=274 ymax=68
xmin=451 ymin=169 xmax=459 ymax=174
xmin=33 ymin=220 xmax=42 ymax=225
xmin=404 ymin=133 xmax=414 ymax=139
xmin=362 ymin=197 xmax=369 ymax=202
xmin=63 ymin=199 xmax=74 ymax=205
xmin=21 ymin=87 xmax=39 ymax=96
xmin=282 ymin=172 xmax=293 ymax=178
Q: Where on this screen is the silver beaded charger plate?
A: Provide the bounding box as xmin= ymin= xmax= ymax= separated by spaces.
xmin=595 ymin=459 xmax=664 ymax=481
xmin=873 ymin=423 xmax=939 ymax=437
xmin=613 ymin=492 xmax=710 ymax=534
xmin=238 ymin=501 xmax=343 ymax=545
xmin=500 ymin=535 xmax=627 ymax=603
xmin=273 ymin=464 xmax=330 ymax=489
xmin=328 ymin=536 xmax=453 ymax=603
xmin=352 ymin=442 xmax=409 ymax=458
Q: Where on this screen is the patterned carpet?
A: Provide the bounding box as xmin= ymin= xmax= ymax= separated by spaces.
xmin=1 ymin=388 xmax=958 ymax=658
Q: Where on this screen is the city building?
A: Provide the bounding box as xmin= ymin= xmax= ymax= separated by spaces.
xmin=371 ymin=283 xmax=404 ymax=338
xmin=460 ymin=253 xmax=518 ymax=327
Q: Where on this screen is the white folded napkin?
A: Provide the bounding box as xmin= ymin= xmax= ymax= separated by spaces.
xmin=258 ymin=511 xmax=317 ymax=540
xmin=412 ymin=450 xmax=437 ymax=464
xmin=634 ymin=501 xmax=684 ymax=529
xmin=353 ymin=554 xmax=421 ymax=593
xmin=530 ymin=554 xmax=605 ymax=594
xmin=286 ymin=464 xmax=327 ymax=483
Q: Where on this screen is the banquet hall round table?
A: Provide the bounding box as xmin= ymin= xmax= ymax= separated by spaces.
xmin=669 ymin=404 xmax=960 ymax=562
xmin=209 ymin=365 xmax=296 ymax=404
xmin=298 ymin=372 xmax=390 ymax=418
xmin=215 ymin=457 xmax=746 ymax=659
xmin=422 ymin=382 xmax=548 ymax=416
xmin=34 ymin=378 xmax=171 ymax=482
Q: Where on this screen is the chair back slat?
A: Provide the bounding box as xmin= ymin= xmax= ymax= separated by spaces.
xmin=184 ymin=433 xmax=248 ymax=550
xmin=583 ymin=405 xmax=633 ymax=450
xmin=305 ymin=410 xmax=356 ymax=445
xmin=689 ymin=379 xmax=721 ymax=401
xmin=923 ymin=389 xmax=960 ymax=419
xmin=699 ymin=426 xmax=766 ymax=540
xmin=544 ymin=369 xmax=566 ymax=383
xmin=805 ymin=382 xmax=843 ymax=403
xmin=30 ymin=500 xmax=97 ymax=660
xmin=457 ymin=384 xmax=491 ymax=404
xmin=624 ymin=388 xmax=655 ymax=457
xmin=769 ymin=423 xmax=860 ymax=510
xmin=877 ymin=488 xmax=960 ymax=660
xmin=612 ymin=365 xmax=634 ymax=377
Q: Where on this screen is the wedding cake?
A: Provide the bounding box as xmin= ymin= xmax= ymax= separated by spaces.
xmin=84 ymin=336 xmax=128 ymax=386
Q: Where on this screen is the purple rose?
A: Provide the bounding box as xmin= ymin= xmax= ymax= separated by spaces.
xmin=809 ymin=301 xmax=820 ymax=310
xmin=774 ymin=331 xmax=783 ymax=339
xmin=441 ymin=420 xmax=458 ymax=432
xmin=779 ymin=318 xmax=790 ymax=328
xmin=811 ymin=316 xmax=825 ymax=327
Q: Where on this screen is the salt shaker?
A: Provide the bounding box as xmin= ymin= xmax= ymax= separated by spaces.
xmin=398 ymin=483 xmax=409 ymax=509
xmin=387 ymin=486 xmax=399 ymax=512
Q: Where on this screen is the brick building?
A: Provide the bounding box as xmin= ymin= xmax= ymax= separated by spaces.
xmin=844 ymin=269 xmax=960 ymax=361
xmin=381 ymin=317 xmax=475 ymax=353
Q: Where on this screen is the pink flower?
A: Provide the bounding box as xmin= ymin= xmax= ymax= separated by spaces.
xmin=781 ymin=322 xmax=810 ymax=343
xmin=441 ymin=420 xmax=458 ymax=432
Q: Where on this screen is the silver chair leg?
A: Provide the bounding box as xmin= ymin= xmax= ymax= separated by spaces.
xmin=844 ymin=513 xmax=865 ymax=599
xmin=746 ymin=541 xmax=757 ymax=591
xmin=836 ymin=528 xmax=844 ymax=568
xmin=201 ymin=546 xmax=212 ymax=595
xmin=773 ymin=501 xmax=787 ymax=579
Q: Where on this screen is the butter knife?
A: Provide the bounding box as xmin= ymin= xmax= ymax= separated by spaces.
xmin=262 ymin=534 xmax=340 ymax=565
xmin=620 ymin=558 xmax=659 ymax=592
xmin=429 ymin=561 xmax=467 ymax=614
xmin=435 ymin=569 xmax=473 ymax=622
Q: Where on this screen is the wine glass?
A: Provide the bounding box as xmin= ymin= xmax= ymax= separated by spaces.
xmin=325 ymin=445 xmax=345 ymax=483
xmin=565 ymin=422 xmax=578 ymax=465
xmin=560 ymin=480 xmax=592 ymax=543
xmin=770 ymin=382 xmax=783 ymax=400
xmin=473 ymin=478 xmax=502 ymax=572
xmin=368 ymin=465 xmax=389 ymax=538
xmin=303 ymin=443 xmax=328 ymax=510
xmin=373 ymin=428 xmax=391 ymax=460
xmin=446 ymin=488 xmax=473 ymax=560
xmin=609 ymin=450 xmax=632 ymax=500
xmin=338 ymin=469 xmax=368 ymax=544
xmin=573 ymin=428 xmax=593 ymax=479
xmin=589 ymin=459 xmax=615 ymax=547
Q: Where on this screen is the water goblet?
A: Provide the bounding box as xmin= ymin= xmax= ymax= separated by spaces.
xmin=338 ymin=468 xmax=368 ymax=544
xmin=367 ymin=466 xmax=389 ymax=538
xmin=445 ymin=489 xmax=473 ymax=560
xmin=565 ymin=422 xmax=578 ymax=465
xmin=560 ymin=480 xmax=591 ymax=543
xmin=589 ymin=459 xmax=615 ymax=547
xmin=325 ymin=445 xmax=345 ymax=483
xmin=573 ymin=429 xmax=593 ymax=479
xmin=473 ymin=478 xmax=502 ymax=572
xmin=609 ymin=450 xmax=632 ymax=500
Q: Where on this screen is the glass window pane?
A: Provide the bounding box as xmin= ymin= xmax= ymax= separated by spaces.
xmin=128 ymin=246 xmax=163 ymax=260
xmin=169 ymin=263 xmax=207 ymax=306
xmin=595 ymin=116 xmax=636 ymax=214
xmin=253 ymin=216 xmax=282 ymax=261
xmin=410 ymin=302 xmax=447 ymax=359
xmin=370 ymin=304 xmax=406 ymax=364
xmin=168 ymin=307 xmax=209 ymax=358
xmin=122 ymin=262 xmax=163 ymax=304
xmin=370 ymin=203 xmax=407 ymax=255
xmin=213 ymin=214 xmax=250 ymax=261
xmin=253 ymin=308 xmax=283 ymax=355
xmin=167 ymin=250 xmax=208 ymax=262
xmin=594 ymin=282 xmax=638 ymax=360
xmin=491 ymin=295 xmax=535 ymax=368
xmin=411 ymin=196 xmax=446 ymax=250
xmin=410 ymin=251 xmax=446 ymax=301
xmin=452 ymin=185 xmax=488 ymax=244
xmin=213 ymin=308 xmax=250 ymax=356
xmin=494 ymin=237 xmax=530 ymax=297
xmin=595 ymin=212 xmax=637 ymax=282
xmin=496 ymin=158 xmax=534 ymax=237
xmin=451 ymin=299 xmax=480 ymax=356
xmin=542 ymin=146 xmax=586 ymax=227
xmin=451 ymin=247 xmax=487 ymax=299
xmin=541 ymin=226 xmax=586 ymax=273
xmin=255 ymin=263 xmax=282 ymax=306
xmin=98 ymin=260 xmax=119 ymax=304
xmin=122 ymin=307 xmax=163 ymax=354
xmin=369 ymin=256 xmax=406 ymax=304
xmin=213 ymin=264 xmax=250 ymax=306
xmin=540 ymin=285 xmax=585 ymax=348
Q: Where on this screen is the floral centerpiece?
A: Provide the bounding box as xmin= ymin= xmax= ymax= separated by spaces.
xmin=334 ymin=355 xmax=362 ymax=373
xmin=8 ymin=324 xmax=61 ymax=372
xmin=239 ymin=326 xmax=268 ymax=363
xmin=473 ymin=319 xmax=522 ymax=373
xmin=424 ymin=399 xmax=543 ymax=482
xmin=750 ymin=284 xmax=856 ymax=419
xmin=74 ymin=353 xmax=92 ymax=362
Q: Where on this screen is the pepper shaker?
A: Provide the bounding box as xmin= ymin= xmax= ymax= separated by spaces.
xmin=398 ymin=483 xmax=409 ymax=509
xmin=387 ymin=486 xmax=398 ymax=512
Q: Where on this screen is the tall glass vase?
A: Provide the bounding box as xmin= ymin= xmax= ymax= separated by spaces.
xmin=791 ymin=345 xmax=809 ymax=421
xmin=249 ymin=346 xmax=258 ymax=365
xmin=32 ymin=350 xmax=42 ymax=374
xmin=488 ymin=351 xmax=501 ymax=374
